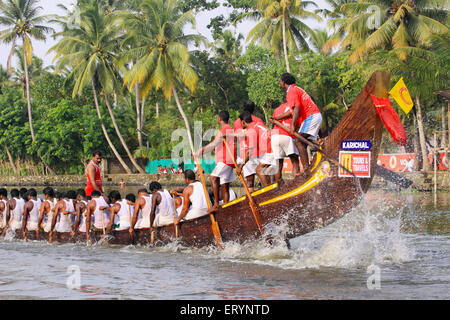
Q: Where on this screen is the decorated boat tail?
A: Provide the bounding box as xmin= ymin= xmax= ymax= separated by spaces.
xmin=3 ymin=71 xmax=403 ymax=249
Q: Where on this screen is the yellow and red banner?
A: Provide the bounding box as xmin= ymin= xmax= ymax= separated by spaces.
xmin=389 ymin=77 xmax=414 ymax=114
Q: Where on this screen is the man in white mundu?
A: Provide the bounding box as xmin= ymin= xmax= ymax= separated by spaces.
xmin=21 ymin=189 xmax=42 ymax=239
xmin=5 ymin=189 xmax=25 ymax=232
xmin=149 ymin=182 xmax=175 ymax=228
xmin=173 ymin=170 xmax=209 ymax=226
xmin=105 ymin=190 xmax=131 ymax=232
xmin=38 ymin=187 xmax=58 ymax=233
xmin=85 ymin=190 xmax=111 ymax=243
xmin=130 ymin=188 xmax=153 ymax=231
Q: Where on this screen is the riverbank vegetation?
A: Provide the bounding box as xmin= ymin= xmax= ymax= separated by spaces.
xmin=0 ymin=0 xmax=448 ymax=175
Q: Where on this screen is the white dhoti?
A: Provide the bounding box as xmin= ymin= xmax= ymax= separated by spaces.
xmin=134 ymin=218 xmax=151 ymax=229
xmin=153 ymin=214 xmax=175 ymax=227
xmin=10 ymin=220 xmax=22 ymax=231
xmin=26 ymin=221 xmax=39 ymax=231
xmin=184 ymin=208 xmax=208 ymax=221
xmin=115 ymin=217 xmax=131 ymax=231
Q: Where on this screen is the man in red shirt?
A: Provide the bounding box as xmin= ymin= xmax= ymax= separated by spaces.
xmin=270 ymin=97 xmax=301 ymax=182
xmin=277 ymin=73 xmax=323 ymax=174
xmin=195 ymin=111 xmax=236 ymax=212
xmin=234 ymin=101 xmax=265 ymax=190
xmin=85 ymin=150 xmax=103 ymax=197
xmin=236 ymin=111 xmax=277 ymax=189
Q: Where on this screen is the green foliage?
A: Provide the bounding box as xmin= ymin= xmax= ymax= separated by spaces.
xmin=237 ymin=45 xmax=285 ymax=122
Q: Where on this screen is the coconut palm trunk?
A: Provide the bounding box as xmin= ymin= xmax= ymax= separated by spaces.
xmin=173 ymin=87 xmax=195 ymax=155
xmin=282 ymin=10 xmax=290 ymax=73
xmin=22 ymin=46 xmax=35 ymax=141
xmin=104 ymin=93 xmax=145 ymax=174
xmin=415 ymin=97 xmax=431 ymax=171
xmin=91 ymin=80 xmax=132 ymax=174
xmin=5 ymin=145 xmax=17 ymax=174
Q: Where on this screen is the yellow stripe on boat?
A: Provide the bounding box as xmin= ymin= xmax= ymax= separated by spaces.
xmin=221 ymin=183 xmax=278 ymax=209
xmin=310 ymin=152 xmax=323 ymax=172
xmin=252 ymin=183 xmax=278 ymax=197
xmin=259 ymin=162 xmax=329 ymax=207
xmin=222 ymin=196 xmax=247 ymax=209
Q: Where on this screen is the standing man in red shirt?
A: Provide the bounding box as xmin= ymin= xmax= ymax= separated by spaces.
xmin=234 ymin=101 xmax=265 ymax=190
xmin=277 ymin=73 xmax=323 ymax=174
xmin=195 ymin=111 xmax=236 ymax=212
xmin=271 ymin=97 xmax=301 ymax=182
xmin=85 ymin=150 xmax=104 ymax=198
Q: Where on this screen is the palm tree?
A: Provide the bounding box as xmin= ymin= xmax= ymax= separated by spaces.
xmin=246 ymin=0 xmax=321 ymax=72
xmin=11 ymin=46 xmax=50 ymax=98
xmin=49 ymin=0 xmax=145 ymax=174
xmin=121 ymin=0 xmax=206 ymax=155
xmin=0 ymin=0 xmax=54 ymax=141
xmin=324 ymin=0 xmax=449 ymax=63
xmin=310 ymin=28 xmax=332 ymax=55
xmin=0 ymin=64 xmax=10 ymax=94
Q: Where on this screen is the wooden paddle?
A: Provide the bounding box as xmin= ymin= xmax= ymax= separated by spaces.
xmin=222 ymin=138 xmax=264 ymax=234
xmin=172 ymin=195 xmax=179 ymax=239
xmin=194 ymin=158 xmax=224 ymax=250
xmin=100 ymin=209 xmax=106 ymax=236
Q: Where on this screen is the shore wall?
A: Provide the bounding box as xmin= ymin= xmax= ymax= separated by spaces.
xmin=0 ymin=172 xmax=449 ymax=191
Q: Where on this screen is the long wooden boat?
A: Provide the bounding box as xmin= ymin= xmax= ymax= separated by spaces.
xmin=2 ymin=71 xmax=392 ymax=248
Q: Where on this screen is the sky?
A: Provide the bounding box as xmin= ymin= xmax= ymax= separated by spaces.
xmin=0 ymin=0 xmax=331 ymax=68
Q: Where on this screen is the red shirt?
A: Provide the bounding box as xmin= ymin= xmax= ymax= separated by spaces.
xmin=214 ymin=124 xmax=235 ymax=167
xmin=234 ymin=115 xmax=264 ymax=159
xmin=246 ymin=122 xmax=272 ymax=158
xmin=85 ymin=161 xmax=103 ymax=197
xmin=286 ymin=84 xmax=320 ymax=126
xmin=272 ymin=103 xmax=294 ymax=138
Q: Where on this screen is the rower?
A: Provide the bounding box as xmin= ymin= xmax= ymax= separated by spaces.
xmin=74 ymin=189 xmax=90 ymax=235
xmin=195 ymin=111 xmax=236 ymax=212
xmin=0 ymin=188 xmax=8 ymax=229
xmin=270 ymin=97 xmax=301 ymax=182
xmin=149 ymin=182 xmax=175 ymax=228
xmin=85 ymin=150 xmax=103 ymax=197
xmin=21 ymin=189 xmax=42 ymax=239
xmin=6 ymin=189 xmax=25 ymax=232
xmin=173 ymin=170 xmax=209 ymax=225
xmin=234 ymin=101 xmax=265 ymax=190
xmin=279 ymin=73 xmax=323 ymax=174
xmin=50 ymin=192 xmax=76 ymax=238
xmin=105 ymin=191 xmax=129 ymax=233
xmin=66 ymin=190 xmax=78 ymax=226
xmin=130 ymin=188 xmax=152 ymax=232
xmin=237 ymin=111 xmax=277 ymax=188
xmin=38 ymin=187 xmax=56 ymax=233
xmin=85 ymin=190 xmax=111 ymax=242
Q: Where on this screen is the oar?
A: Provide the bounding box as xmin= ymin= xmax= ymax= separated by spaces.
xmin=222 ymin=138 xmax=264 ymax=234
xmin=271 ymin=119 xmax=356 ymax=177
xmin=195 ymin=158 xmax=224 ymax=250
xmin=172 ymin=195 xmax=179 ymax=239
xmin=101 ymin=209 xmax=106 ymax=236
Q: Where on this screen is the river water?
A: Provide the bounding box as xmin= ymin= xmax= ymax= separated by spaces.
xmin=0 ymin=188 xmax=448 ymax=300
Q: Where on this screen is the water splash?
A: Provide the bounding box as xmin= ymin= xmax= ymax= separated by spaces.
xmin=203 ymin=193 xmax=417 ymax=270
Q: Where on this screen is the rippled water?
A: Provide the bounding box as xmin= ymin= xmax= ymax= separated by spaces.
xmin=0 ymin=189 xmax=448 ymax=300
